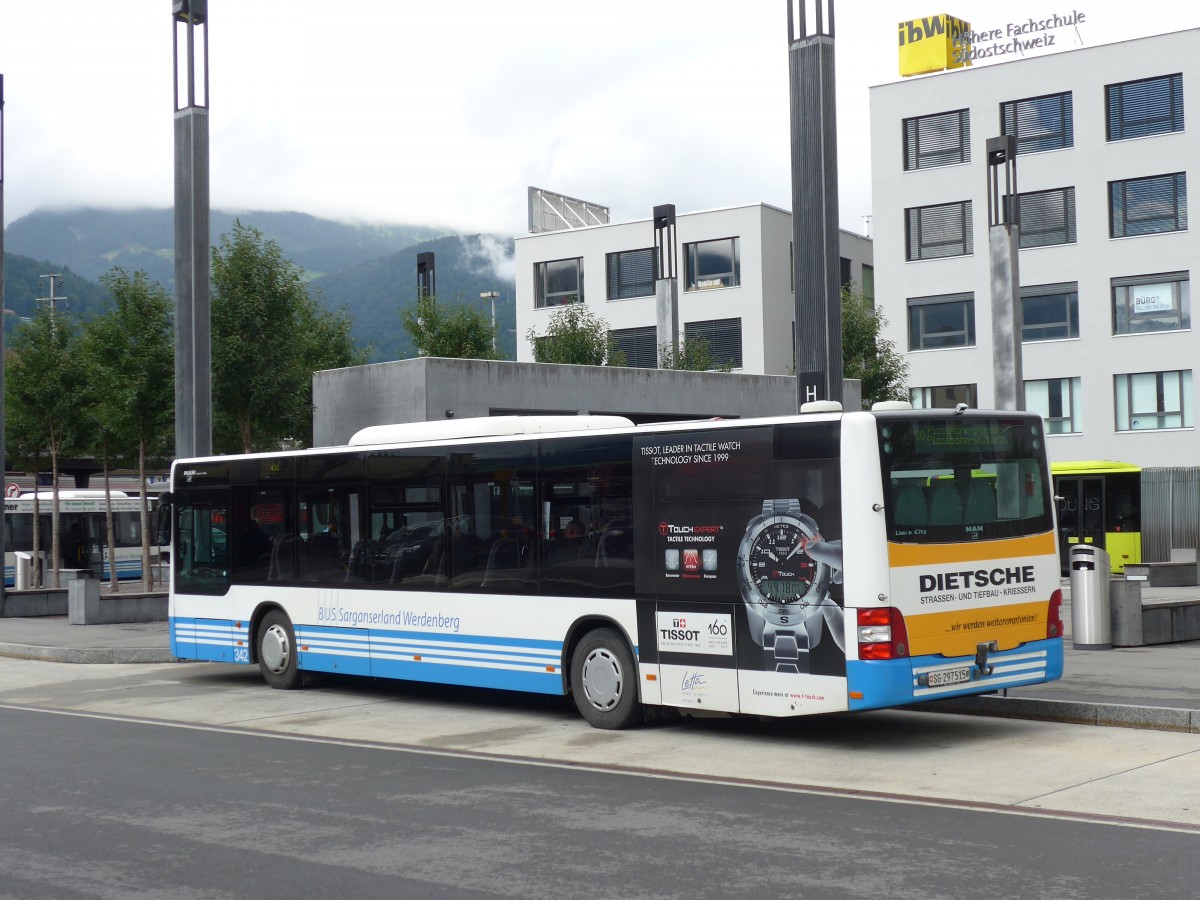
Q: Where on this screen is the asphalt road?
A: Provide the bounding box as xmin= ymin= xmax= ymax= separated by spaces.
xmin=3 ymin=703 xmax=1199 ymax=899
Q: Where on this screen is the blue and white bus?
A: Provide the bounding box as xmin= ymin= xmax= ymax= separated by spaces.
xmin=4 ymin=490 xmax=163 ymax=586
xmin=164 ymin=408 xmax=1063 ymax=728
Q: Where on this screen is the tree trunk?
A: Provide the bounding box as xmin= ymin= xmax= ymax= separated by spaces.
xmin=31 ymin=457 xmax=42 ymax=588
xmin=139 ymin=440 xmax=152 ymax=591
xmin=103 ymin=450 xmax=119 ymax=593
xmin=49 ymin=436 xmax=61 ymax=590
xmin=240 ymin=412 xmax=253 ymax=454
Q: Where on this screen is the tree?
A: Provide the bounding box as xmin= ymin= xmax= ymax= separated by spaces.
xmin=527 ymin=303 xmax=624 ymax=366
xmin=401 ymin=294 xmax=500 ymax=359
xmin=658 ymin=336 xmax=733 ymax=373
xmin=841 ymin=285 xmax=909 ymax=409
xmin=81 ymin=269 xmax=175 ymax=590
xmin=5 ymin=306 xmax=86 ymax=587
xmin=211 ymin=221 xmax=366 ymax=453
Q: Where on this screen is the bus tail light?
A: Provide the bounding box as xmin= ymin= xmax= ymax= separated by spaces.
xmin=1047 ymin=589 xmax=1064 ymax=639
xmin=857 ymin=607 xmax=909 ymax=660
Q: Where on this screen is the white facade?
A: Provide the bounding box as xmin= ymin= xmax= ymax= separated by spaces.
xmin=871 ymin=29 xmax=1200 ymax=468
xmin=515 ymin=203 xmax=872 ymax=377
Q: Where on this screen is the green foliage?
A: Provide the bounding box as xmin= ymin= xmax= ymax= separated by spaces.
xmin=211 ymin=221 xmax=367 ymax=453
xmin=658 ymin=336 xmax=733 ymax=372
xmin=402 ymin=294 xmax=500 ymax=360
xmin=80 ymin=269 xmax=175 ymax=588
xmin=841 ymin=285 xmax=910 ymax=409
xmin=6 ymin=306 xmax=85 ymax=463
xmin=83 ymin=269 xmax=175 ymax=463
xmin=528 ymin=303 xmax=624 ymax=367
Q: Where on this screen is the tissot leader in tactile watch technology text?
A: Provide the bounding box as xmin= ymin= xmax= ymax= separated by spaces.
xmin=736 ymin=499 xmax=831 ymax=673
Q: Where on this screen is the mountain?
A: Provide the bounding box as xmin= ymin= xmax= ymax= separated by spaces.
xmin=311 ymin=233 xmax=517 ymax=362
xmin=3 ymin=207 xmax=517 ymax=363
xmin=2 ymin=252 xmax=114 ymax=333
xmin=4 ymin=207 xmax=453 ymax=290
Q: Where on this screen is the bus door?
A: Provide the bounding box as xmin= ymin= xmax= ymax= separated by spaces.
xmin=61 ymin=513 xmax=90 ymax=571
xmin=1054 ymin=476 xmax=1104 ymax=571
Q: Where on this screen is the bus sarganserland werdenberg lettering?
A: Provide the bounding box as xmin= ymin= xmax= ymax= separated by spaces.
xmin=164 ymin=407 xmax=1063 ymax=729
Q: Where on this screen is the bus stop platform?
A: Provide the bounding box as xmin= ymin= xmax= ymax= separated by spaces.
xmin=0 ymin=585 xmax=1197 ymax=732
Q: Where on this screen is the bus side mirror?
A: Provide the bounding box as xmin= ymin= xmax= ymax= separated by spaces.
xmin=156 ymin=492 xmax=175 ymax=546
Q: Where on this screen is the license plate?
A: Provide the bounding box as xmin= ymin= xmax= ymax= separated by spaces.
xmin=927 ymin=666 xmax=972 ymax=687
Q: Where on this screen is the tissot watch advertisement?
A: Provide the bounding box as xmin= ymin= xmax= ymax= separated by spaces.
xmin=634 ymin=426 xmax=846 ymax=677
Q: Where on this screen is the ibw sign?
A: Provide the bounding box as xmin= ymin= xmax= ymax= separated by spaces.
xmin=899 ymin=11 xmax=1087 ymax=77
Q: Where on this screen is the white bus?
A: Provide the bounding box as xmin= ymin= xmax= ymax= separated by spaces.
xmin=164 ymin=408 xmax=1064 ymax=729
xmin=3 ymin=490 xmax=163 ymax=587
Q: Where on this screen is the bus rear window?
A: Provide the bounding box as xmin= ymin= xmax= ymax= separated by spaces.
xmin=878 ymin=416 xmax=1052 ymax=543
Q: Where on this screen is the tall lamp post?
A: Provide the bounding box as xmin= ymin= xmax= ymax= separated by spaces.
xmin=480 ymin=291 xmax=499 ymax=353
xmin=173 ymin=0 xmax=212 ymax=458
xmin=1 ymin=74 xmax=7 ymax=608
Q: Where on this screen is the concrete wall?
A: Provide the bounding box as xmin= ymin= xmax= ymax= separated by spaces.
xmin=313 ymin=357 xmax=807 ymax=447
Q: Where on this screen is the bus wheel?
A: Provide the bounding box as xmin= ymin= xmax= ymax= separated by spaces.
xmin=570 ymin=628 xmax=642 ymax=730
xmin=258 ymin=610 xmax=301 ymax=690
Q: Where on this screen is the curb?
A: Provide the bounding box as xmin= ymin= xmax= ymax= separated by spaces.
xmin=0 ymin=643 xmax=179 ymax=665
xmin=913 ymin=695 xmax=1200 ymax=734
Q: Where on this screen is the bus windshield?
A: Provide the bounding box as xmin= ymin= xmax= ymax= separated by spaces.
xmin=878 ymin=415 xmax=1052 ymax=543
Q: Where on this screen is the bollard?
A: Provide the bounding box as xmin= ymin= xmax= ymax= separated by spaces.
xmin=1070 ymin=544 xmax=1112 ymax=650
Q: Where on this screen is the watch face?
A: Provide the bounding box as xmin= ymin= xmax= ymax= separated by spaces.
xmin=741 ymin=516 xmax=822 ymax=608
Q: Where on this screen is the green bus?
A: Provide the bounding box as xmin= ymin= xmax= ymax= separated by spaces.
xmin=1051 ymin=461 xmax=1141 ymax=574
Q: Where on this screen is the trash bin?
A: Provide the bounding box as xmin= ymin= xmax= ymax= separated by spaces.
xmin=1070 ymin=544 xmax=1111 ymax=650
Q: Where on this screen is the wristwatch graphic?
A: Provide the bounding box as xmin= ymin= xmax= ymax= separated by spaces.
xmin=736 ymin=499 xmax=829 ymax=674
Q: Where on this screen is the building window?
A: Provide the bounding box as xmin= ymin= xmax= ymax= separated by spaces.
xmin=906 ymin=201 xmax=973 ymax=260
xmin=840 ymin=256 xmax=852 ymax=287
xmin=908 ymin=293 xmax=975 ymax=350
xmin=684 ymin=317 xmax=742 ymax=369
xmin=1025 ymin=377 xmax=1082 ymax=434
xmin=535 ymin=257 xmax=584 ymax=308
xmin=862 ymin=264 xmax=875 ymax=303
xmin=1000 ymin=92 xmax=1074 ymax=154
xmin=1022 ymin=283 xmax=1079 ymax=342
xmin=1114 ymin=370 xmax=1193 ymax=431
xmin=606 ymin=248 xmax=655 ymax=301
xmin=609 ymin=326 xmax=658 ymax=369
xmin=911 ymin=384 xmax=978 ymax=409
xmin=1109 ymin=173 xmax=1187 ymax=238
xmin=1111 ymin=272 xmax=1190 ymax=335
xmin=685 ymin=238 xmax=740 ymax=291
xmin=903 ymin=109 xmax=970 ymax=170
xmin=1107 ymin=73 xmax=1184 ymax=141
xmin=1016 ymin=187 xmax=1076 ymax=248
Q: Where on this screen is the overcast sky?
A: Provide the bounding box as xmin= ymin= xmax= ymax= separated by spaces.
xmin=2 ymin=1 xmax=1197 ymax=238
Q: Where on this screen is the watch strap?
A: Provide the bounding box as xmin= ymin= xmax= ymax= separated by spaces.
xmin=763 ymin=624 xmax=811 ymax=674
xmin=762 ymin=499 xmax=802 ymax=518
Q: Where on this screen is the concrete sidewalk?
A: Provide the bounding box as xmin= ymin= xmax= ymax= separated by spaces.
xmin=0 ymin=583 xmax=1197 ymax=732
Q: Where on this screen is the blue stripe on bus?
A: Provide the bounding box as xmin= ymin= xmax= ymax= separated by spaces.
xmin=846 ymin=638 xmax=1064 ymax=710
xmin=171 ymin=617 xmax=566 ymax=695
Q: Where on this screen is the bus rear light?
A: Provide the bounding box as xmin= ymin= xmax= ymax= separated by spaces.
xmin=857 ymin=607 xmax=909 ymax=660
xmin=1047 ymin=589 xmax=1064 ymax=639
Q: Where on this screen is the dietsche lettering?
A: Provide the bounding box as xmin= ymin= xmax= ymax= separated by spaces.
xmin=917 ymin=565 xmax=1038 ymax=604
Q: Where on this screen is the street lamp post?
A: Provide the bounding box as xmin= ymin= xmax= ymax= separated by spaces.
xmin=173 ymin=0 xmax=212 ymax=458
xmin=1 ymin=73 xmax=6 ymax=608
xmin=480 ymin=291 xmax=499 ymax=353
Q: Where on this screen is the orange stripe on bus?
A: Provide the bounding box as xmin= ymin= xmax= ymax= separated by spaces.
xmin=888 ymin=532 xmax=1055 ymax=567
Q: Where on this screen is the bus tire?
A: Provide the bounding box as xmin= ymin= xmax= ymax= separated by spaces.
xmin=570 ymin=627 xmax=642 ymax=730
xmin=258 ymin=610 xmax=301 ymax=690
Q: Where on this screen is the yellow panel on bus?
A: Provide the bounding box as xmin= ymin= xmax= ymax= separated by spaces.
xmin=898 ymin=14 xmax=971 ymax=77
